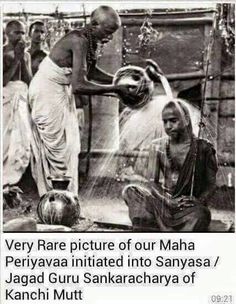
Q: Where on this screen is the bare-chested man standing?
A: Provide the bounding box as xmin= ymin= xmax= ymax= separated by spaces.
xmin=3 ymin=20 xmax=31 ymax=86
xmin=28 ymin=20 xmax=47 ymax=75
xmin=29 ymin=6 xmax=130 ymax=196
xmin=3 ymin=20 xmax=32 ymax=188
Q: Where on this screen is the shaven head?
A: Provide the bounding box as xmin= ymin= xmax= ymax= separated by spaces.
xmin=5 ymin=20 xmax=25 ymax=46
xmin=5 ymin=20 xmax=25 ymax=35
xmin=162 ymin=99 xmax=193 ymax=135
xmin=91 ymin=6 xmax=121 ymax=29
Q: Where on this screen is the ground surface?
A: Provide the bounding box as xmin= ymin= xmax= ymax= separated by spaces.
xmin=3 ymin=169 xmax=235 ymax=232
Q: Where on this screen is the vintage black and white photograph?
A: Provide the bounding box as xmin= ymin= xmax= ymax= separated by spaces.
xmin=2 ymin=2 xmax=235 ymax=232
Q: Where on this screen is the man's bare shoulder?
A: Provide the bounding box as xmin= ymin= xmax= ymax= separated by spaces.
xmin=3 ymin=46 xmax=14 ymax=64
xmin=61 ymin=30 xmax=88 ymax=46
xmin=70 ymin=30 xmax=88 ymax=48
xmin=52 ymin=30 xmax=88 ymax=56
xmin=3 ymin=44 xmax=13 ymax=54
xmin=51 ymin=30 xmax=88 ymax=60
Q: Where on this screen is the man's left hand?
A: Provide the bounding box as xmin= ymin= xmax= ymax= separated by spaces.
xmin=177 ymin=196 xmax=198 ymax=208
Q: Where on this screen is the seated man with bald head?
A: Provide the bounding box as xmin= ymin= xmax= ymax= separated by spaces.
xmin=29 ymin=6 xmax=130 ymax=196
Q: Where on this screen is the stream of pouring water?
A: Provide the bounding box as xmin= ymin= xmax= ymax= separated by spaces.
xmin=82 ymin=74 xmax=234 ymax=222
xmin=84 ymin=75 xmax=199 ymax=192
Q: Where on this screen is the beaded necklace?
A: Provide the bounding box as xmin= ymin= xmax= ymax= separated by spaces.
xmin=165 ymin=140 xmax=181 ymax=172
xmin=165 ymin=137 xmax=193 ymax=172
xmin=84 ymin=26 xmax=98 ymax=67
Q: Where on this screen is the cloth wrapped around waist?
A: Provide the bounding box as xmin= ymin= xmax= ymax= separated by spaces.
xmin=3 ymin=80 xmax=31 ymax=186
xmin=29 ymin=56 xmax=80 ymax=196
xmin=37 ymin=56 xmax=72 ymax=84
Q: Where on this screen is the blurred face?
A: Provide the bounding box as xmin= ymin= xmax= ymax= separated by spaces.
xmin=7 ymin=23 xmax=25 ymax=46
xmin=31 ymin=24 xmax=45 ymax=44
xmin=162 ymin=106 xmax=188 ymax=139
xmin=95 ymin=20 xmax=119 ymax=44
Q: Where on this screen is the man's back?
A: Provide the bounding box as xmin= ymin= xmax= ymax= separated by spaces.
xmin=49 ymin=29 xmax=88 ymax=68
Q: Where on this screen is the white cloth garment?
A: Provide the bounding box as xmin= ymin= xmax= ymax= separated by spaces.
xmin=29 ymin=56 xmax=80 ymax=196
xmin=3 ymin=80 xmax=31 ymax=186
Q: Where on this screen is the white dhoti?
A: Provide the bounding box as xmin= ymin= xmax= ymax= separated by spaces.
xmin=3 ymin=81 xmax=31 ymax=186
xmin=29 ymin=56 xmax=80 ymax=196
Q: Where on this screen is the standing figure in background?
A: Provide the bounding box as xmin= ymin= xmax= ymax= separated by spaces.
xmin=27 ymin=20 xmax=47 ymax=75
xmin=29 ymin=6 xmax=131 ymax=197
xmin=3 ymin=20 xmax=32 ymax=201
xmin=122 ymin=99 xmax=218 ymax=232
xmin=3 ymin=20 xmax=31 ymax=86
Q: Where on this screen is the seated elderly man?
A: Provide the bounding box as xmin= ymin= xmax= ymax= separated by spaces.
xmin=122 ymin=99 xmax=218 ymax=232
xmin=29 ymin=6 xmax=131 ymax=197
xmin=3 ymin=20 xmax=32 ymax=191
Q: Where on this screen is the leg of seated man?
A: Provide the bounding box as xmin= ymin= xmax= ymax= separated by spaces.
xmin=122 ymin=184 xmax=158 ymax=231
xmin=177 ymin=205 xmax=211 ymax=232
xmin=145 ymin=189 xmax=211 ymax=232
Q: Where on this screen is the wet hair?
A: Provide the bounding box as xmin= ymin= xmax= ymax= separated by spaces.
xmin=5 ymin=20 xmax=24 ymax=35
xmin=90 ymin=6 xmax=121 ymax=27
xmin=29 ymin=20 xmax=45 ymax=36
xmin=162 ymin=98 xmax=193 ymax=134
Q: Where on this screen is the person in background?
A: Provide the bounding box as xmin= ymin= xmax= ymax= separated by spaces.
xmin=28 ymin=20 xmax=47 ymax=75
xmin=3 ymin=20 xmax=32 ymax=204
xmin=3 ymin=20 xmax=31 ymax=86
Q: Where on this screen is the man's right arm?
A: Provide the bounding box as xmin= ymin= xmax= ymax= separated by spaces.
xmin=71 ymin=36 xmax=129 ymax=96
xmin=20 ymin=52 xmax=32 ymax=86
xmin=3 ymin=53 xmax=20 ymax=87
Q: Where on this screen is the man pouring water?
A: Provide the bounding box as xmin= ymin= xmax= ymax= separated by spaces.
xmin=29 ymin=6 xmax=131 ymax=196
